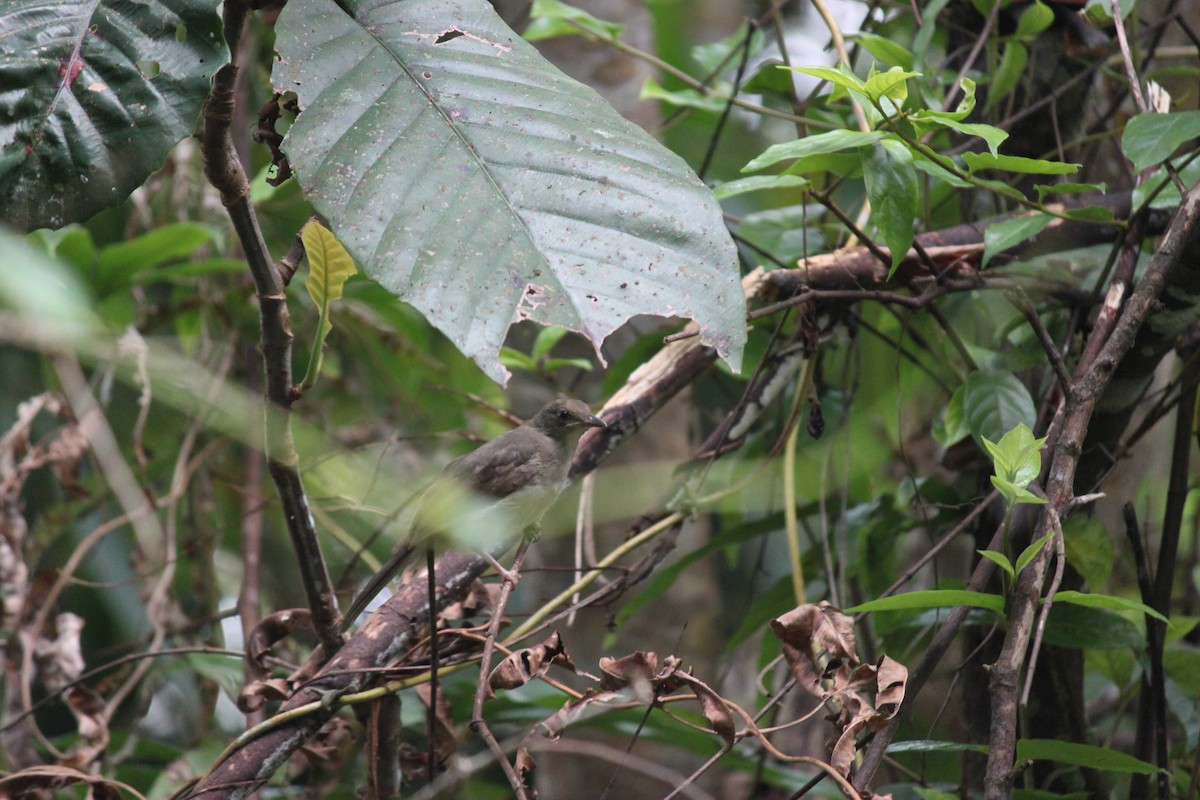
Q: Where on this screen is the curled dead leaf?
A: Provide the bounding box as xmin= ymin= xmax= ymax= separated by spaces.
xmin=486 ymin=631 xmax=574 ymax=699
xmin=770 ymin=603 xmax=908 ymax=778
xmin=237 ymin=677 xmax=291 ymax=713
xmin=245 ymin=608 xmax=312 ymax=679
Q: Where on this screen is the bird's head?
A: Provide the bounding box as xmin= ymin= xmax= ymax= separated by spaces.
xmin=531 ymin=398 xmax=606 ymax=440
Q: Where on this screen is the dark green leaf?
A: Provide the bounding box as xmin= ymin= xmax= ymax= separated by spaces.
xmin=1016 ymin=739 xmax=1157 ymax=774
xmin=1035 ymin=182 xmax=1106 ymax=202
xmin=0 ymin=0 xmax=226 ymax=230
xmin=1042 ymin=603 xmax=1143 ymax=650
xmin=962 ymin=370 xmax=1036 ymax=444
xmin=1052 ymin=590 xmax=1169 ymax=623
xmin=1121 ymin=110 xmax=1200 ymax=172
xmin=887 ymin=740 xmax=990 ymax=755
xmin=860 ymin=139 xmax=917 ymax=275
xmin=274 ymin=0 xmax=745 ymax=385
xmin=983 ymin=213 xmax=1054 ymax=268
xmin=987 ymin=42 xmax=1027 ymax=111
xmin=848 ymin=590 xmax=1005 ymax=615
xmin=1062 ymin=516 xmax=1114 ymax=592
xmin=1062 ymin=206 xmax=1115 ymax=222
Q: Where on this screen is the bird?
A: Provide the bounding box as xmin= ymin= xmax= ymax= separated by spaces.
xmin=340 ymin=397 xmax=606 ymax=631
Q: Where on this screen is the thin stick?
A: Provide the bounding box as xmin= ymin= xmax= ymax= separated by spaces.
xmin=470 ymin=541 xmax=532 ymax=799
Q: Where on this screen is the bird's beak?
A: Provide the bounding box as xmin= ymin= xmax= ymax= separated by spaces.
xmin=584 ymin=414 xmax=606 ymax=429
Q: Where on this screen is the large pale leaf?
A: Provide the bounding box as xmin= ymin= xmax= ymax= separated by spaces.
xmin=0 ymin=0 xmax=226 ymax=230
xmin=272 ymin=0 xmax=744 ymax=384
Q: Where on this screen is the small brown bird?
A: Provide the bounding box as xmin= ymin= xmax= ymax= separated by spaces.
xmin=341 ymin=398 xmax=605 ymax=630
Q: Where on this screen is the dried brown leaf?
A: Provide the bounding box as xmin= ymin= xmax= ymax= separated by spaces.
xmin=237 ymin=677 xmax=291 ymax=713
xmin=245 ymin=608 xmax=312 ymax=678
xmin=486 ymin=631 xmax=574 ymax=699
xmin=669 ymin=671 xmax=735 ymax=748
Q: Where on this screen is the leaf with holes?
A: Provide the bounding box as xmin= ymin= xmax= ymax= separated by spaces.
xmin=0 ymin=0 xmax=226 ymax=231
xmin=272 ymin=0 xmax=744 ymax=384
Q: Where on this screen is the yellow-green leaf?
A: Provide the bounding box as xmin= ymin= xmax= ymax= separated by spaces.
xmin=303 ymin=220 xmax=358 ymax=337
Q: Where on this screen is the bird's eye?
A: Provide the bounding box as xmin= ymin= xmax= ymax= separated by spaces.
xmin=557 ymin=409 xmax=570 ymax=419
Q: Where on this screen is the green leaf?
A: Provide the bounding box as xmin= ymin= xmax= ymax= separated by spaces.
xmin=962 ymin=371 xmax=1036 ymax=445
xmin=782 ymin=64 xmax=867 ymax=94
xmin=888 ymin=740 xmax=990 ymax=755
xmin=849 ymin=33 xmax=915 ymax=70
xmin=933 ymin=385 xmax=970 ymax=445
xmin=913 ymin=115 xmax=1010 ymax=156
xmin=987 ymin=42 xmax=1028 ymax=111
xmin=1062 ymin=206 xmax=1116 ymax=222
xmin=498 ymin=347 xmax=537 ymax=372
xmin=1081 ymin=0 xmax=1136 ymax=26
xmin=303 ymin=221 xmax=358 ymax=338
xmin=1121 ymin=111 xmax=1200 ymax=172
xmin=860 ymin=139 xmax=917 ymax=275
xmin=274 ymin=0 xmax=745 ymax=385
xmin=914 ymin=789 xmax=960 ymax=800
xmin=1016 ymin=740 xmax=1158 ymax=774
xmin=847 ymin=590 xmax=1005 ymax=615
xmin=1043 ymin=603 xmax=1143 ymax=650
xmin=1015 ymin=531 xmax=1055 ymax=574
xmin=977 ymin=549 xmax=1015 ymax=579
xmin=691 ymin=21 xmax=762 ymax=76
xmin=542 ymin=356 xmax=593 ymax=373
xmin=0 ymin=0 xmax=226 ymax=231
xmin=1052 ymin=590 xmax=1170 ymax=624
xmin=640 ymin=76 xmax=729 ymax=113
xmin=863 ymin=67 xmax=920 ymax=104
xmin=742 ymin=59 xmax=796 ymax=96
xmin=301 ymin=221 xmax=358 ymax=389
xmin=1062 ymin=516 xmax=1114 ymax=591
xmin=531 ymin=325 xmax=572 ymax=362
xmin=983 ymin=422 xmax=1046 ymax=485
xmin=712 ymin=175 xmax=810 ymax=200
xmin=949 ymin=76 xmax=978 ymax=120
xmin=94 ymin=223 xmax=220 ymax=296
xmin=744 ymin=130 xmax=886 ymax=172
xmin=1035 ymin=182 xmax=1107 ymax=202
xmin=964 ymin=152 xmax=1081 ymax=176
xmin=524 ymin=0 xmax=624 ymax=41
xmin=983 ymin=213 xmax=1054 ymax=268
xmin=990 ymin=475 xmax=1047 ymax=506
xmin=1016 ymin=2 xmax=1056 ymax=39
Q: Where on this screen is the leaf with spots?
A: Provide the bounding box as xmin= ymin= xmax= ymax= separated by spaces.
xmin=272 ymin=0 xmax=744 ymax=384
xmin=0 ymin=0 xmax=226 ymax=230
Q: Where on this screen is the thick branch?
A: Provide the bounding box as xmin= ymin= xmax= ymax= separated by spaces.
xmin=983 ymin=180 xmax=1200 ymax=799
xmin=180 ymin=552 xmax=489 ymax=800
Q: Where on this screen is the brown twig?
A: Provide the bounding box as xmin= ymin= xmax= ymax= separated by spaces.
xmin=199 ymin=0 xmax=343 ymax=653
xmin=463 ymin=544 xmax=531 ymax=800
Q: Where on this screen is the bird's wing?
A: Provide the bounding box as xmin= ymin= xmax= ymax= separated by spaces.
xmin=446 ymin=429 xmax=559 ymax=499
